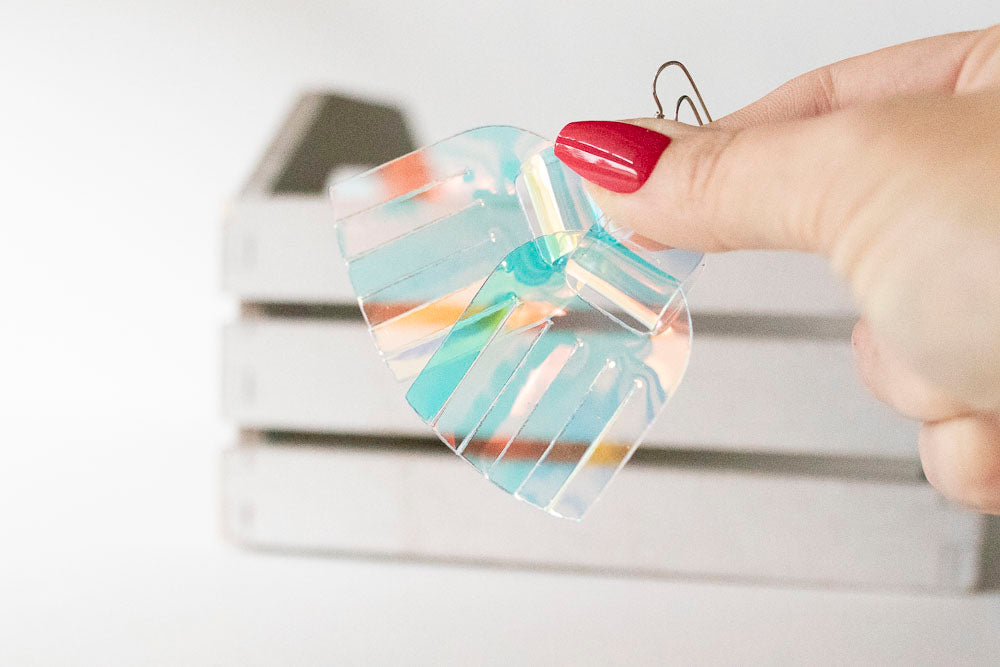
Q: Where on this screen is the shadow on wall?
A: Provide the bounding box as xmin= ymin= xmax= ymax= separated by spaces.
xmin=981 ymin=516 xmax=1000 ymax=590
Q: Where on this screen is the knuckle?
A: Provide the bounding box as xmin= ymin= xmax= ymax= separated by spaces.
xmin=805 ymin=67 xmax=839 ymax=115
xmin=673 ymin=130 xmax=738 ymax=249
xmin=768 ymin=67 xmax=839 ymax=117
xmin=820 ymin=109 xmax=907 ymax=266
xmin=955 ymin=24 xmax=1000 ymax=92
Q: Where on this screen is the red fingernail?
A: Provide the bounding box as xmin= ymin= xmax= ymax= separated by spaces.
xmin=554 ymin=121 xmax=671 ymax=194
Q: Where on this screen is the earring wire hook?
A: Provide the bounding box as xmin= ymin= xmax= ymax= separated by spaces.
xmin=652 ymin=61 xmax=713 ymax=124
xmin=673 ymin=95 xmax=703 ymax=125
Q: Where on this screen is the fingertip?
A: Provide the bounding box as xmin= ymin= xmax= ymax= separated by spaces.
xmin=852 ymin=319 xmax=969 ymax=421
xmin=557 ymin=112 xmax=839 ymax=254
xmin=553 ymin=120 xmax=672 ymax=194
xmin=919 ymin=415 xmax=1000 ymax=513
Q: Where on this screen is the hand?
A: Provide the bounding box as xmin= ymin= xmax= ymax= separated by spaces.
xmin=554 ymin=26 xmax=1000 ymax=512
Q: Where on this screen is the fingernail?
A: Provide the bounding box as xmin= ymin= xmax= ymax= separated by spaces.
xmin=554 ymin=121 xmax=671 ymax=194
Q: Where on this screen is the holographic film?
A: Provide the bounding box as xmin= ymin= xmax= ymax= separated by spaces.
xmin=331 ymin=125 xmax=701 ymax=519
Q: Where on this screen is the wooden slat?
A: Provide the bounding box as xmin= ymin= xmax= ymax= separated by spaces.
xmin=221 ymin=319 xmax=919 ymax=457
xmin=222 ymin=198 xmax=857 ymax=315
xmin=221 ymin=442 xmax=985 ymax=591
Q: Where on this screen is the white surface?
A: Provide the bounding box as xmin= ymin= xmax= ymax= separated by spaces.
xmin=2 ymin=1 xmax=999 ymax=664
xmin=4 ymin=545 xmax=1000 ymax=666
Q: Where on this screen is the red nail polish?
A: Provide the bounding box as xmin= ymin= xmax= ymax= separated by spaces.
xmin=554 ymin=121 xmax=671 ymax=194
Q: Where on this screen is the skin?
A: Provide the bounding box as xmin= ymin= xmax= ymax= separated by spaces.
xmin=585 ymin=26 xmax=1000 ymax=512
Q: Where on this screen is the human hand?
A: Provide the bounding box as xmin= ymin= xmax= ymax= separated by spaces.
xmin=554 ymin=26 xmax=1000 ymax=512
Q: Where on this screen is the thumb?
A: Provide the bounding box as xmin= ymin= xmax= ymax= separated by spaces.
xmin=553 ymin=114 xmax=870 ymax=254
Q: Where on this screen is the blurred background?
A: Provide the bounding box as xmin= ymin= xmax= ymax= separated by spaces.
xmin=1 ymin=1 xmax=999 ymax=664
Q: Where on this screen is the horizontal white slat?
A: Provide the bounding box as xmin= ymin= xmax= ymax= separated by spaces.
xmin=221 ymin=319 xmax=919 ymax=457
xmin=221 ymin=442 xmax=985 ymax=591
xmin=222 ymin=197 xmax=857 ymax=315
xmin=222 ymin=198 xmax=352 ymax=303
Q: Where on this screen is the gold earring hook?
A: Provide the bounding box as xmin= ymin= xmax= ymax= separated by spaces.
xmin=652 ymin=61 xmax=712 ymax=124
xmin=674 ymin=95 xmax=703 ymax=125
